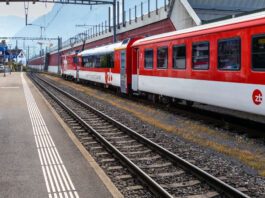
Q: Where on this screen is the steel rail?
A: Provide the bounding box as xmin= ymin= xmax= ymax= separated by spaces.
xmin=30 ymin=74 xmax=173 ymax=198
xmin=32 ymin=73 xmax=250 ymax=198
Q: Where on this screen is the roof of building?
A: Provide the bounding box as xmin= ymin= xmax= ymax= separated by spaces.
xmin=133 ymin=11 xmax=265 ymax=46
xmin=188 ymin=0 xmax=265 ymax=23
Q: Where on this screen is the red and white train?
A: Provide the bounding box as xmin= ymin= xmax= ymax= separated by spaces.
xmin=61 ymin=11 xmax=265 ymax=116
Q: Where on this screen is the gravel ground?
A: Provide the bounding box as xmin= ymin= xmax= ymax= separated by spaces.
xmin=41 ymin=74 xmax=265 ymax=197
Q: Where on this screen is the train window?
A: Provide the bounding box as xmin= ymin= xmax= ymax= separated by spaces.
xmin=252 ymin=34 xmax=265 ymax=71
xmin=192 ymin=42 xmax=209 ymax=70
xmin=144 ymin=49 xmax=154 ymax=69
xmin=99 ymin=53 xmax=114 ymax=68
xmin=157 ymin=47 xmax=168 ymax=69
xmin=82 ymin=56 xmax=93 ymax=68
xmin=218 ymin=38 xmax=241 ymax=71
xmin=73 ymin=56 xmax=79 ymax=64
xmin=173 ymin=45 xmax=186 ymax=69
xmin=82 ymin=53 xmax=114 ymax=68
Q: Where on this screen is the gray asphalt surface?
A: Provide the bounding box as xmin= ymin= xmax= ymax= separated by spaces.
xmin=0 ymin=73 xmax=112 ymax=198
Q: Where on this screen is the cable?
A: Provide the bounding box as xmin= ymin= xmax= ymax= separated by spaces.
xmin=46 ymin=5 xmax=64 ymax=28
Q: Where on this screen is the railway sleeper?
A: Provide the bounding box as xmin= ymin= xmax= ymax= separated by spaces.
xmin=125 ymin=185 xmax=144 ymax=192
xmin=107 ymin=166 xmax=123 ymax=171
xmin=80 ymin=136 xmax=93 ymax=141
xmin=89 ymin=146 xmax=103 ymax=150
xmin=77 ymin=131 xmax=88 ymax=136
xmin=180 ymin=191 xmax=219 ymax=198
xmin=100 ymin=158 xmax=116 ymax=163
xmin=130 ymin=155 xmax=161 ymax=162
xmin=161 ymin=180 xmax=200 ymax=188
xmin=95 ymin=152 xmax=109 ymax=156
xmin=117 ymin=144 xmax=143 ymax=149
xmin=149 ymin=170 xmax=185 ymax=178
xmin=96 ymin=129 xmax=120 ymax=133
xmin=100 ymin=131 xmax=123 ymax=136
xmin=140 ymin=162 xmax=172 ymax=169
xmin=106 ymin=135 xmax=128 ymax=140
xmin=115 ymin=174 xmax=133 ymax=180
xmin=115 ymin=139 xmax=136 ymax=144
xmin=123 ymin=149 xmax=152 ymax=155
xmin=83 ymin=141 xmax=98 ymax=146
xmin=93 ymin=125 xmax=115 ymax=130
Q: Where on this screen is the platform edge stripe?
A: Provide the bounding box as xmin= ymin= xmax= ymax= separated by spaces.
xmin=37 ymin=148 xmax=44 ymax=165
xmin=51 ymin=147 xmax=60 ymax=164
xmin=54 ymin=164 xmax=66 ymax=192
xmin=42 ymin=166 xmax=51 ymax=193
xmin=30 ymin=73 xmax=124 ymax=198
xmin=21 ymin=73 xmax=79 ymax=197
xmin=40 ymin=148 xmax=48 ymax=165
xmin=57 ymin=165 xmax=71 ymax=191
xmin=45 ymin=157 xmax=56 ymax=192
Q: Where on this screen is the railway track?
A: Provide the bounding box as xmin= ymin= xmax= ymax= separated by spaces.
xmin=30 ymin=73 xmax=250 ymax=198
xmin=60 ymin=72 xmax=265 ymax=138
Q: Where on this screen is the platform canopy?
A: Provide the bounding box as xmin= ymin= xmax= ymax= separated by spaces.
xmin=1 ymin=0 xmax=114 ymax=5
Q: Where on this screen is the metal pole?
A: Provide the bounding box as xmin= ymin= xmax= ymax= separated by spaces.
xmin=122 ymin=0 xmax=125 ymax=27
xmin=135 ymin=5 xmax=137 ymax=22
xmin=57 ymin=36 xmax=60 ymax=74
xmin=129 ymin=8 xmax=131 ymax=24
xmin=148 ymin=0 xmax=150 ymax=18
xmin=113 ymin=0 xmax=117 ymax=43
xmin=117 ymin=0 xmax=120 ymax=29
xmin=156 ymin=0 xmax=158 ymax=15
xmin=108 ymin=7 xmax=111 ymax=32
xmin=27 ymin=46 xmax=29 ymax=67
xmin=141 ymin=2 xmax=143 ymax=21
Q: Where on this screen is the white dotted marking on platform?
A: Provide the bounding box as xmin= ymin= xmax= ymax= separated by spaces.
xmin=21 ymin=73 xmax=79 ymax=198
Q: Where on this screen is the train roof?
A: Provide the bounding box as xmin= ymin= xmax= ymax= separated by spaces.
xmin=79 ymin=42 xmax=123 ymax=56
xmin=133 ymin=11 xmax=265 ymax=47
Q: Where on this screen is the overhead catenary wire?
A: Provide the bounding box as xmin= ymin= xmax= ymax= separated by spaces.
xmin=46 ymin=5 xmax=64 ymax=28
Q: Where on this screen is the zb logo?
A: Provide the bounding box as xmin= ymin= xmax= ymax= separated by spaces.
xmin=252 ymin=89 xmax=263 ymax=105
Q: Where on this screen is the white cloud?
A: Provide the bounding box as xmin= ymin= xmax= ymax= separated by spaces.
xmin=0 ymin=2 xmax=54 ymax=19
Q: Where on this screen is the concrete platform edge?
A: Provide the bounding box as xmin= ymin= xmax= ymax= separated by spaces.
xmin=27 ymin=74 xmax=123 ymax=198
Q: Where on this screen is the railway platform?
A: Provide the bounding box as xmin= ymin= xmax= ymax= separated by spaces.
xmin=0 ymin=72 xmax=116 ymax=198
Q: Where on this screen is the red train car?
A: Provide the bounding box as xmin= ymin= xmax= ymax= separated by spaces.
xmin=61 ymin=11 xmax=265 ymax=116
xmin=131 ymin=12 xmax=265 ymax=116
xmin=77 ymin=38 xmax=139 ymax=93
xmin=61 ymin=53 xmax=80 ymax=80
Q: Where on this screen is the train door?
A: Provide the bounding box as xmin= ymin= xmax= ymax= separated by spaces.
xmin=136 ymin=49 xmax=140 ymax=90
xmin=74 ymin=56 xmax=79 ymax=82
xmin=132 ymin=48 xmax=139 ymax=91
xmin=120 ymin=50 xmax=127 ymax=94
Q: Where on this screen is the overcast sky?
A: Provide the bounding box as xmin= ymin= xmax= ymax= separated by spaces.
xmin=0 ymin=2 xmax=54 ymax=19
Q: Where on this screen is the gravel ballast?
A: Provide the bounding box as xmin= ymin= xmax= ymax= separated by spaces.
xmin=41 ymin=74 xmax=265 ymax=197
